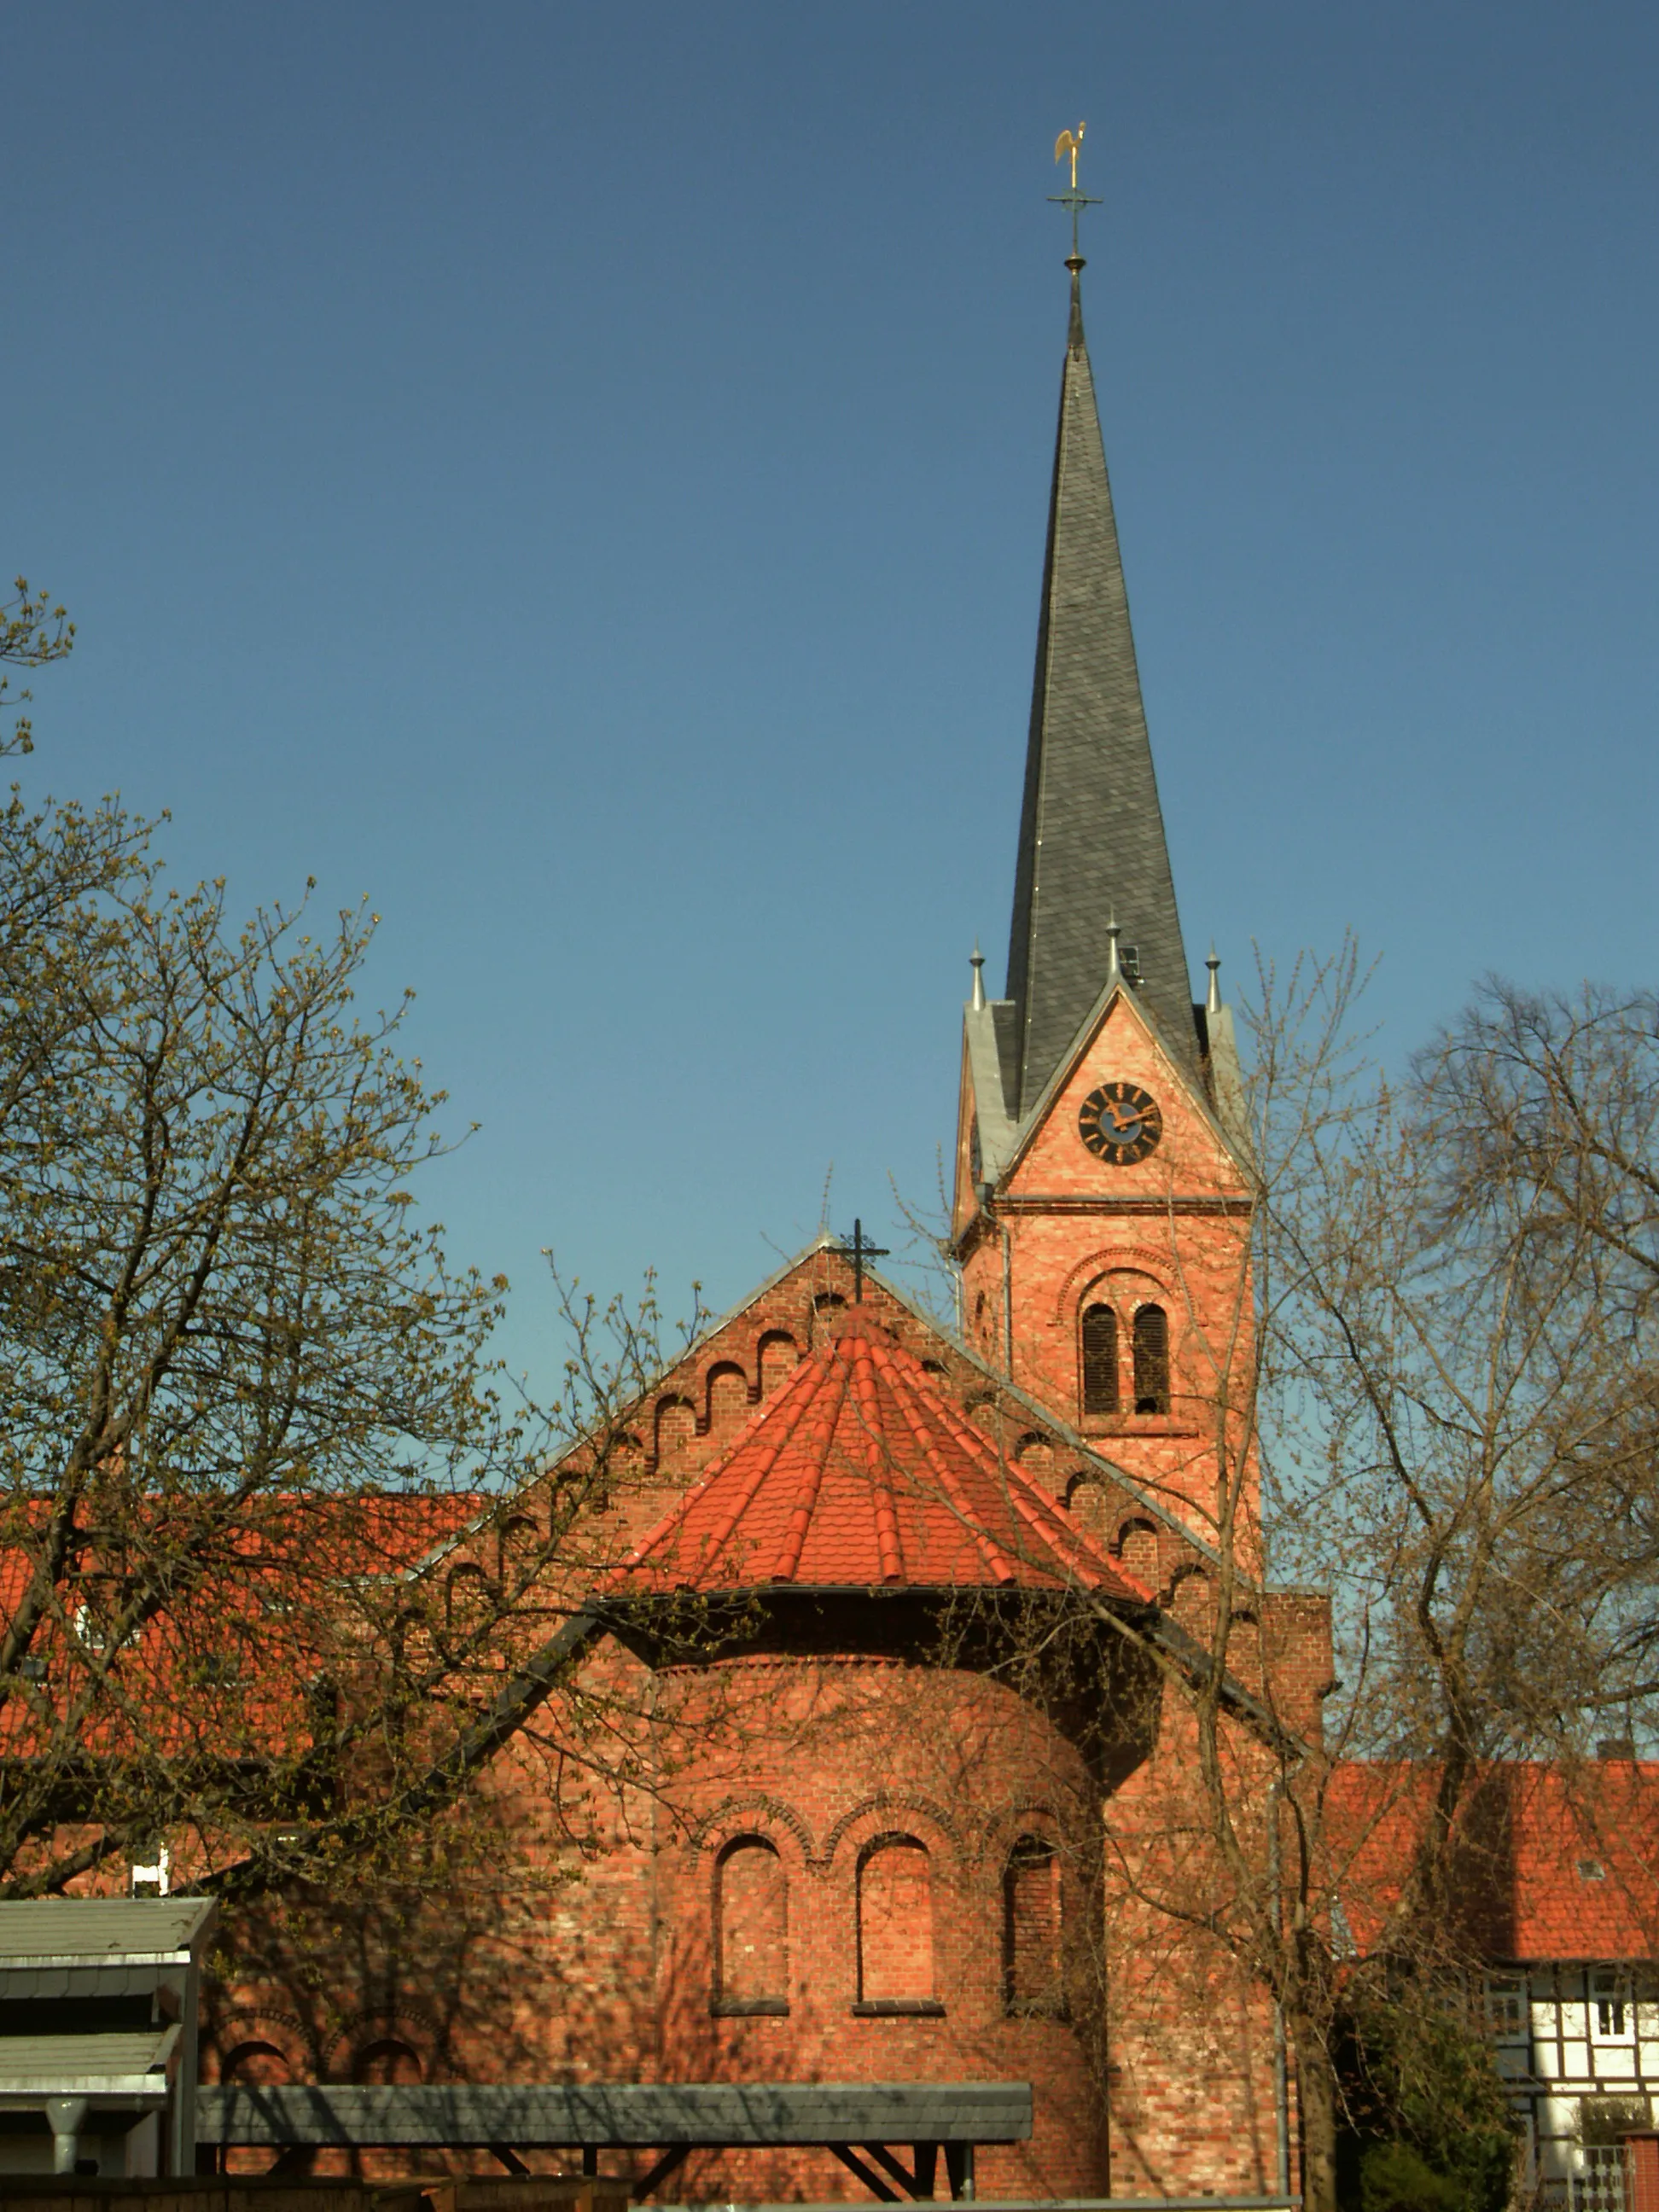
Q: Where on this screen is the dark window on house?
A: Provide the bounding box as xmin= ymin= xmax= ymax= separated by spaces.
xmin=1080 ymin=1304 xmax=1118 ymax=1414
xmin=1593 ymin=1971 xmax=1630 ymax=2038
xmin=714 ymin=1835 xmax=789 ymax=2014
xmin=1132 ymin=1305 xmax=1170 ymax=1415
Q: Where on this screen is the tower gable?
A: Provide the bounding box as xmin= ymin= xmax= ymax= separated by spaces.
xmin=1006 ymin=981 xmax=1244 ymax=1202
xmin=957 ymin=982 xmax=1255 ymax=1544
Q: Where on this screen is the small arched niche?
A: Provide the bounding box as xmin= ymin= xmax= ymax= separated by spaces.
xmin=1065 ymin=1475 xmax=1109 ymax=1537
xmin=758 ymin=1330 xmax=800 ymax=1396
xmin=654 ymin=1395 xmax=696 ymax=1470
xmin=706 ymin=1362 xmax=751 ymax=1435
xmin=445 ymin=1563 xmax=492 ymax=1635
xmin=352 ymin=2038 xmax=423 ymax=2085
xmin=1014 ymin=1433 xmax=1056 ymax=1490
xmin=1113 ymin=1517 xmax=1159 ymax=1586
xmin=219 ymin=2040 xmax=294 ymax=2086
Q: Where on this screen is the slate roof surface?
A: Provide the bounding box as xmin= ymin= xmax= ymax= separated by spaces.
xmin=1004 ymin=267 xmax=1196 ymax=1114
xmin=1328 ymin=1760 xmax=1659 ymax=1962
xmin=618 ymin=1312 xmax=1148 ymax=1601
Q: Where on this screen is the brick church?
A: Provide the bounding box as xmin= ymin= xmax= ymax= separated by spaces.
xmin=209 ymin=244 xmax=1336 ymax=2199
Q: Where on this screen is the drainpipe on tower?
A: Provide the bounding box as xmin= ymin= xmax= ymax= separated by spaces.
xmin=1267 ymin=1774 xmax=1292 ymax=2200
xmin=999 ymin=1206 xmax=1014 ymax=1379
xmin=974 ymin=1179 xmax=1014 ymax=1381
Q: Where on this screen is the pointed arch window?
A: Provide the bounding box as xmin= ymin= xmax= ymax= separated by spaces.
xmin=1080 ymin=1304 xmax=1118 ymax=1415
xmin=1132 ymin=1305 xmax=1170 ymax=1416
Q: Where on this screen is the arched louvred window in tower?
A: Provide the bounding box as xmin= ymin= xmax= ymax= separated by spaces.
xmin=713 ymin=1835 xmax=789 ymax=2015
xmin=1002 ymin=1835 xmax=1064 ymax=2016
xmin=1080 ymin=1304 xmax=1119 ymax=1415
xmin=855 ymin=1836 xmax=942 ymax=2013
xmin=1132 ymin=1305 xmax=1170 ymax=1416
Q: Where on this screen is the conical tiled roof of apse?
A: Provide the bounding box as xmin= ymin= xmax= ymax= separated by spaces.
xmin=617 ymin=1312 xmax=1149 ymax=1601
xmin=1004 ymin=263 xmax=1196 ymax=1113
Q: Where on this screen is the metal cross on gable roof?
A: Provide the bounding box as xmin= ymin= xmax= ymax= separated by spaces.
xmin=833 ymin=1218 xmax=890 ymax=1304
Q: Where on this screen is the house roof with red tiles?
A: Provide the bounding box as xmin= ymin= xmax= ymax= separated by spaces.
xmin=1328 ymin=1758 xmax=1659 ymax=1963
xmin=616 ymin=1310 xmax=1150 ymax=1601
xmin=0 ymin=1488 xmax=485 ymax=1756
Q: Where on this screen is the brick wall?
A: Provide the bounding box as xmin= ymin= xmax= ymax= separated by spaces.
xmin=202 ymin=1231 xmax=1327 ymax=2202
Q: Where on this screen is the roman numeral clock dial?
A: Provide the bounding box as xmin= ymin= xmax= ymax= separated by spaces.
xmin=1079 ymin=1081 xmax=1163 ymax=1166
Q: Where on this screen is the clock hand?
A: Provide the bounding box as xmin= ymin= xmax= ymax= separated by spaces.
xmin=1103 ymin=1102 xmax=1144 ymax=1133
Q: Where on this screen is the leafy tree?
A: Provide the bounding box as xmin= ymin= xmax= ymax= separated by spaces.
xmin=899 ymin=947 xmax=1659 ymax=2212
xmin=0 ymin=578 xmax=74 ymax=754
xmin=1335 ymin=1994 xmax=1518 ymax=2212
xmin=0 ymin=591 xmax=707 ymax=1902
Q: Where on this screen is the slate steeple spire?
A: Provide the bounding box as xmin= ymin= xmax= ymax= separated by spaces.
xmin=1004 ymin=257 xmax=1196 ymax=1114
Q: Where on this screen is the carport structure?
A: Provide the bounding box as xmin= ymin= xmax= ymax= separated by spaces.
xmin=195 ymin=2079 xmax=1033 ymax=2201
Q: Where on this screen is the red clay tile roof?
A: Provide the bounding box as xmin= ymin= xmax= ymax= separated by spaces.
xmin=618 ymin=1312 xmax=1149 ymax=1600
xmin=1327 ymin=1759 xmax=1659 ymax=1962
xmin=0 ymin=1490 xmax=484 ymax=1756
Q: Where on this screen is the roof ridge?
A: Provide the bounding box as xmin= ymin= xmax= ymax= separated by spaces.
xmin=918 ymin=1375 xmax=1151 ymax=1597
xmin=846 ymin=1334 xmax=905 ymax=1586
xmin=882 ymin=1358 xmax=1019 ymax=1587
xmin=622 ymin=1348 xmax=824 ymax=1578
xmin=773 ymin=1343 xmax=855 ymax=1583
xmin=694 ymin=1351 xmax=825 ymax=1569
xmin=922 ymin=1384 xmax=1108 ymax=1591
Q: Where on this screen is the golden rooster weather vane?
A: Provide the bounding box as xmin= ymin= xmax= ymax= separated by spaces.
xmin=1049 ymin=120 xmax=1103 ymax=262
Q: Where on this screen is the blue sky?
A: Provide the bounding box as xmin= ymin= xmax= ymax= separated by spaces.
xmin=5 ymin=4 xmax=1657 ymax=1383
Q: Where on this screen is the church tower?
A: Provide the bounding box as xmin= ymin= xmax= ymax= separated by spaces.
xmin=952 ymin=249 xmax=1254 ymax=1548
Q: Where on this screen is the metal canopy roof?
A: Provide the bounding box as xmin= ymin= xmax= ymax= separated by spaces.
xmin=0 ymin=1896 xmax=217 ymax=1964
xmin=0 ymin=2025 xmax=178 ymax=2102
xmin=198 ymin=2081 xmax=1033 ymax=2149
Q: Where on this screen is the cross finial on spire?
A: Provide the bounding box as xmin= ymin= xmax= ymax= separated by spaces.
xmin=1050 ymin=122 xmax=1103 ymax=265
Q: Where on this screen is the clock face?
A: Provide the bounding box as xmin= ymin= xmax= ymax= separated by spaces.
xmin=1079 ymin=1081 xmax=1163 ymax=1165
